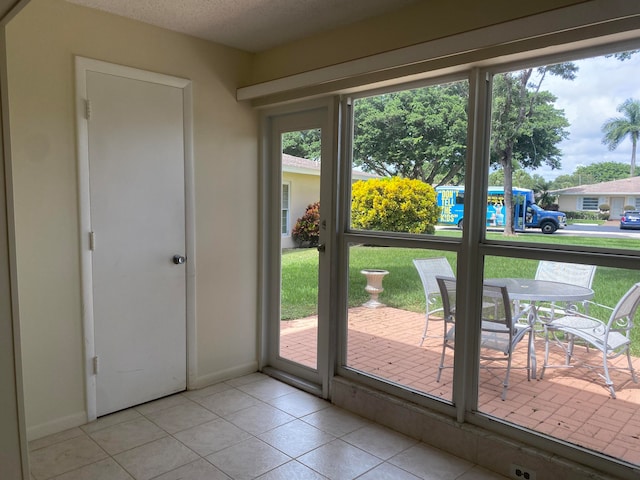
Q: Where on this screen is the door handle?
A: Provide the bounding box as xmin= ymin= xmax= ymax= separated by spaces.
xmin=317 ymin=244 xmax=325 ymax=252
xmin=173 ymin=254 xmax=186 ymax=264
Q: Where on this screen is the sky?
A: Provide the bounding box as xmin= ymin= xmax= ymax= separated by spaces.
xmin=532 ymin=52 xmax=640 ymax=181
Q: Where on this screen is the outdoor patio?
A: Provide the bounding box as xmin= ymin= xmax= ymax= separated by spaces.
xmin=281 ymin=306 xmax=640 ymax=466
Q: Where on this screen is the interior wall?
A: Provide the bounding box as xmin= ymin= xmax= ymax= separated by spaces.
xmin=6 ymin=0 xmax=258 ymax=438
xmin=248 ymin=0 xmax=589 ymax=85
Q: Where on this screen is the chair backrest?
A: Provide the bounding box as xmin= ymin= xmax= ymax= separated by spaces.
xmin=535 ymin=261 xmax=596 ymax=289
xmin=436 ymin=277 xmax=515 ymax=352
xmin=480 ymin=283 xmax=512 ymax=330
xmin=608 ymin=282 xmax=640 ymax=334
xmin=435 ymin=276 xmax=457 ymax=320
xmin=413 ymin=258 xmax=455 ymax=302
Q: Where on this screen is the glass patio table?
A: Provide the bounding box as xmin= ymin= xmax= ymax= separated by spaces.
xmin=484 ymin=278 xmax=595 ymax=378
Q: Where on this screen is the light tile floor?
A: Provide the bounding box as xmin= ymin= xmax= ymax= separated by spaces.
xmin=28 ymin=373 xmax=508 ymax=480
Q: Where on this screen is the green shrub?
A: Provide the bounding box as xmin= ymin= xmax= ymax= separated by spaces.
xmin=565 ymin=211 xmax=603 ymax=221
xmin=351 ymin=177 xmax=440 ymax=234
xmin=624 ymin=205 xmax=636 ymax=211
xmin=292 ymin=202 xmax=320 ymax=247
xmin=598 ymin=203 xmax=610 ymax=212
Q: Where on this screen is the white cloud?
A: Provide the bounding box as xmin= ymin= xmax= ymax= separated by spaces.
xmin=533 ymin=53 xmax=640 ymax=180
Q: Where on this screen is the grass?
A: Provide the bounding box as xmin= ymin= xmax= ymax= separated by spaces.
xmin=568 ymin=219 xmax=606 ymax=225
xmin=281 ymin=232 xmax=640 ymax=355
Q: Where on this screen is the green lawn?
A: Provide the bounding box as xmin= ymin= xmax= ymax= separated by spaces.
xmin=281 ymin=233 xmax=640 ymax=355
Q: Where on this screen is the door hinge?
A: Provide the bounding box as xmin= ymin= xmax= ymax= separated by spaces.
xmin=85 ymin=99 xmax=92 ymax=120
xmin=92 ymin=356 xmax=99 ymax=375
xmin=89 ymin=231 xmax=96 ymax=251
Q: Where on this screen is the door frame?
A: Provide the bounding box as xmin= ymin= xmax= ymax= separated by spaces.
xmin=611 ymin=197 xmax=625 ymax=220
xmin=75 ymin=57 xmax=196 ymax=421
xmin=259 ymin=98 xmax=338 ymax=398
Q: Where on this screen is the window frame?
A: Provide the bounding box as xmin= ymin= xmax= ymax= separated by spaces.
xmin=258 ymin=7 xmax=640 ymax=478
xmin=281 ymin=181 xmax=291 ymax=237
xmin=581 ymin=196 xmax=599 ymax=211
xmin=335 ymin=43 xmax=640 ymax=478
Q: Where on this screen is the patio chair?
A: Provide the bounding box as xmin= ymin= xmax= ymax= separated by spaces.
xmin=541 ymin=282 xmax=640 ymax=399
xmin=436 ymin=276 xmax=532 ymax=401
xmin=413 ymin=257 xmax=455 ymax=346
xmin=533 ymin=260 xmax=597 ymax=321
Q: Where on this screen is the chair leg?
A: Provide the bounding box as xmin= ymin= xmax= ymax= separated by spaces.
xmin=626 ymin=351 xmax=638 ymax=383
xmin=541 ymin=327 xmax=550 ymax=379
xmin=527 ymin=330 xmax=533 ymax=382
xmin=436 ymin=328 xmax=449 ymax=383
xmin=565 ymin=335 xmax=575 ymax=366
xmin=501 ymin=355 xmax=513 ymax=401
xmin=419 ymin=313 xmax=429 ymax=346
xmin=602 ymin=353 xmax=616 ymax=399
xmin=436 ymin=344 xmax=447 ymax=382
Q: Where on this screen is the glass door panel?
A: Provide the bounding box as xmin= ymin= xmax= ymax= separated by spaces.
xmin=264 ymin=105 xmax=333 ymax=393
xmin=279 ymin=128 xmax=321 ymax=369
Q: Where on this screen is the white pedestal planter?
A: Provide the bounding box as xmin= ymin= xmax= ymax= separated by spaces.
xmin=360 ymin=269 xmax=389 ymax=308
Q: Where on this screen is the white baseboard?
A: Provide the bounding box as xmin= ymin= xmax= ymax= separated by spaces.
xmin=27 ymin=411 xmax=87 ymax=441
xmin=191 ymin=361 xmax=258 ymax=390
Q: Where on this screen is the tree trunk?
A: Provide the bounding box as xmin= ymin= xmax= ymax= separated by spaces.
xmin=502 ymin=151 xmax=516 ymax=236
xmin=631 ymin=136 xmax=637 ymax=177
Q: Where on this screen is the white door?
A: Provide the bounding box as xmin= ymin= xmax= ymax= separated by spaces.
xmin=87 ymin=70 xmax=187 ymax=416
xmin=611 ymin=197 xmax=625 ymax=220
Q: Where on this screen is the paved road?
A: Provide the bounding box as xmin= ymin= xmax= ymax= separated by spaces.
xmin=441 ymin=221 xmax=640 ymax=239
xmin=559 ymin=222 xmax=640 ymax=238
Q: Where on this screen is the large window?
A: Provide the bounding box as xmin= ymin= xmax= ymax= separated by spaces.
xmin=337 ymin=46 xmax=640 ymax=474
xmin=342 ymin=80 xmax=469 ymax=405
xmin=260 ymin=15 xmax=640 ymax=478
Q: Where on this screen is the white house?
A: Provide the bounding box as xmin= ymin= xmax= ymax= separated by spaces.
xmin=553 ymin=176 xmax=640 ymax=219
xmin=281 ymin=153 xmax=377 ymax=248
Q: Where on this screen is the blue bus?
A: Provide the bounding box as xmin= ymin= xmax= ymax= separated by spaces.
xmin=436 ymin=186 xmax=566 ymax=234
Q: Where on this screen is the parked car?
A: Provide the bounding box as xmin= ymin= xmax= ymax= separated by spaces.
xmin=620 ymin=210 xmax=640 ymax=229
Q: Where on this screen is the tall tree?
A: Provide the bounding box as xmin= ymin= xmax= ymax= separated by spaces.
xmin=488 ymin=168 xmax=545 ymax=190
xmin=490 ymin=64 xmax=574 ymax=234
xmin=353 ymin=82 xmax=468 ymax=186
xmin=282 ymin=129 xmax=321 ymax=161
xmin=601 ymin=98 xmax=640 ymax=177
xmin=551 ymin=161 xmax=637 ymax=190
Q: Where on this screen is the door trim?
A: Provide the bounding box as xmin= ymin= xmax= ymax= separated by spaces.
xmin=259 ymin=98 xmax=337 ymax=399
xmin=75 ymin=57 xmax=196 ymax=421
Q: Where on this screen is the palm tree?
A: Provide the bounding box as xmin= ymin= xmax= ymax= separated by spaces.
xmin=601 ymin=98 xmax=640 ymax=176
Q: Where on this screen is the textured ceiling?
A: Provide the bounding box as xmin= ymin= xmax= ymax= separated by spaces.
xmin=67 ymin=0 xmax=420 ymax=52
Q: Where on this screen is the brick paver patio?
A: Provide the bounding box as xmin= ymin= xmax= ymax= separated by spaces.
xmin=280 ymin=306 xmax=640 ymax=465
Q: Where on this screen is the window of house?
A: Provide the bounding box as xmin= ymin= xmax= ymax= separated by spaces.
xmin=281 ymin=183 xmax=290 ymax=236
xmin=581 ymin=197 xmax=599 ymax=211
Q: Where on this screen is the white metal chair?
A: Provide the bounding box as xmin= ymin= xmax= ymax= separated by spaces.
xmin=541 ymin=282 xmax=640 ymax=399
xmin=436 ymin=276 xmax=533 ymax=400
xmin=413 ymin=257 xmax=455 ymax=346
xmin=533 ymin=261 xmax=597 ymax=321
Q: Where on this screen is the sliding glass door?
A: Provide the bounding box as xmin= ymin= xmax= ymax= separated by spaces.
xmin=262 ymin=103 xmax=335 ymax=396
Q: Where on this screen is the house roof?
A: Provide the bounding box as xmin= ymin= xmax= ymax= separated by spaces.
xmin=551 ymin=176 xmax=640 ymax=196
xmin=282 ymin=153 xmax=379 ymax=180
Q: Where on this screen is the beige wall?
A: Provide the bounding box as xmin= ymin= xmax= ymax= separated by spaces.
xmin=6 ymin=0 xmax=258 ymax=438
xmin=249 ymin=0 xmax=589 ymax=84
xmin=282 ymin=172 xmax=320 ymax=249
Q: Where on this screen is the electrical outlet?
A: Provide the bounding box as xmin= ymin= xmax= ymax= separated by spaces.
xmin=509 ymin=464 xmax=537 ymax=480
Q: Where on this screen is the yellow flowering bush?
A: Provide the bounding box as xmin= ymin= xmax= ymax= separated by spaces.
xmin=351 ymin=177 xmax=439 ymax=234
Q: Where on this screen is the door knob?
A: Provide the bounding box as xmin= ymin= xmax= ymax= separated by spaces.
xmin=173 ymin=255 xmax=186 ymax=264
